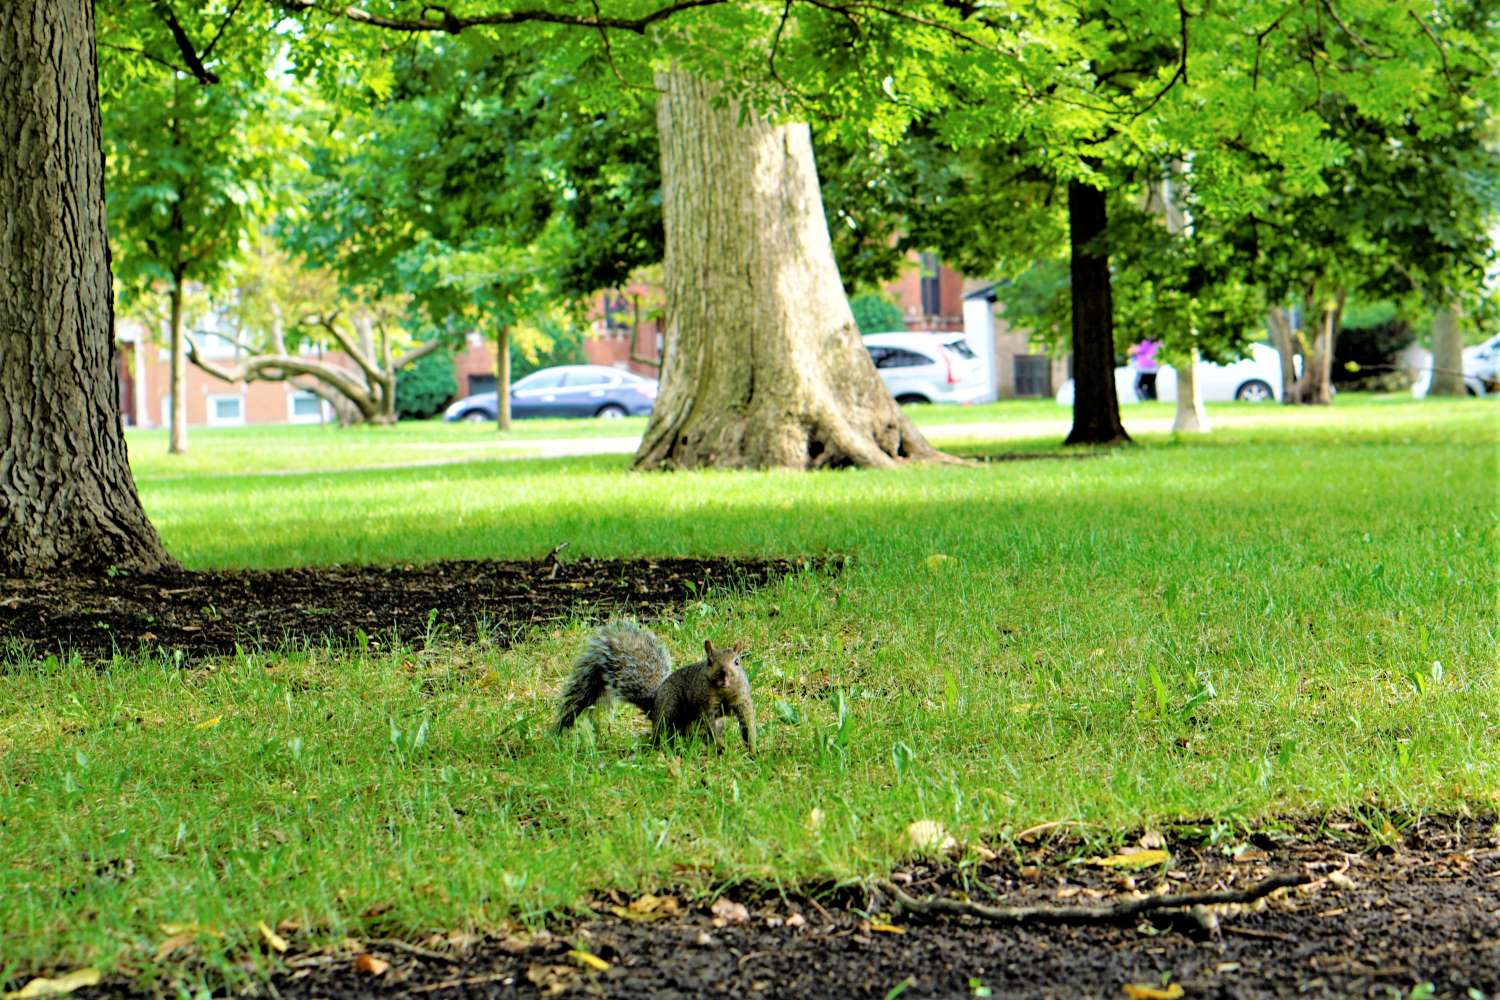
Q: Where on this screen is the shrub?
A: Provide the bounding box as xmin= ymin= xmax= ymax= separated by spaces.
xmin=395 ymin=350 xmax=459 ymax=420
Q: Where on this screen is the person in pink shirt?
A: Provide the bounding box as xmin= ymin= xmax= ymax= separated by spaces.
xmin=1129 ymin=339 xmax=1161 ymax=400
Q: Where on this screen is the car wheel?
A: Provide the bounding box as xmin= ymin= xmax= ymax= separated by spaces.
xmin=460 ymin=411 xmax=490 ymax=424
xmin=895 ymin=394 xmax=931 ymax=405
xmin=1234 ymin=380 xmax=1274 ymax=402
xmin=595 ymin=404 xmax=628 ymax=419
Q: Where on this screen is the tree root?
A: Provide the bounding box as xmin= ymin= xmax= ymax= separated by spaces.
xmin=874 ymin=871 xmax=1310 ymax=927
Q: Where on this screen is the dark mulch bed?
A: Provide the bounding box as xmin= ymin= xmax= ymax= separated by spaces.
xmin=260 ymin=817 xmax=1499 ymax=1000
xmin=0 ymin=556 xmax=824 ymax=662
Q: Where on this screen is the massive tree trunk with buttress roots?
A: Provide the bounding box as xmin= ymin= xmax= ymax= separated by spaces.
xmin=636 ymin=70 xmax=945 ymax=470
xmin=0 ymin=1 xmax=176 ymax=575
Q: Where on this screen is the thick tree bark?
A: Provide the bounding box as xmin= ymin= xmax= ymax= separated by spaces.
xmin=168 ymin=276 xmax=188 ymax=453
xmin=1172 ymin=346 xmax=1210 ymax=433
xmin=635 ymin=70 xmax=944 ymax=470
xmin=496 ymin=327 xmax=512 ymax=431
xmin=1428 ymin=302 xmax=1466 ymax=396
xmin=0 ymin=1 xmax=175 ymax=575
xmin=1064 ymin=180 xmax=1130 ymax=445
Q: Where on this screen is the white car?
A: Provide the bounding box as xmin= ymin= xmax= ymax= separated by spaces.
xmin=863 ymin=332 xmax=988 ymax=405
xmin=1056 ymin=343 xmax=1285 ymax=405
xmin=1411 ymin=333 xmax=1500 ymax=398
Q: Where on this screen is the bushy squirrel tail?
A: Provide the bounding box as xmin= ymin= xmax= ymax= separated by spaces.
xmin=554 ymin=620 xmax=673 ymax=732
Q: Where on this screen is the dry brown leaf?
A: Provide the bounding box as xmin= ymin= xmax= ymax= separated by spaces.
xmin=5 ymin=969 xmax=102 ymax=999
xmin=527 ymin=963 xmax=579 ymax=996
xmin=567 ymin=949 xmax=609 ymax=972
xmin=1091 ymin=849 xmax=1171 ymax=869
xmin=257 ymin=920 xmax=288 ymax=954
xmin=1327 ymin=872 xmax=1357 ymax=891
xmin=154 ymin=932 xmax=196 ymax=961
xmin=352 ymin=953 xmax=389 ymax=977
xmin=611 ymin=893 xmax=681 ymax=922
xmin=710 ymin=898 xmax=750 ymax=925
xmin=446 ymin=930 xmax=482 ymax=952
xmin=1232 ymin=846 xmax=1269 ymax=863
xmin=905 ymin=819 xmax=957 ymax=856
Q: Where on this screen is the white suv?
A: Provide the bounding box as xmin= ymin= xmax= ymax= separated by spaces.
xmin=1411 ymin=333 xmax=1500 ymax=397
xmin=863 ymin=332 xmax=988 ymax=405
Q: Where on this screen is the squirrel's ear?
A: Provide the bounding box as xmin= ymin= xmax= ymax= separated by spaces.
xmin=704 ymin=639 xmax=715 ymax=659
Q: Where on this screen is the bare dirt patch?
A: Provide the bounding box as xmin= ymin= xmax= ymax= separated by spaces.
xmin=0 ymin=556 xmax=820 ymax=662
xmin=256 ymin=817 xmax=1500 ymax=999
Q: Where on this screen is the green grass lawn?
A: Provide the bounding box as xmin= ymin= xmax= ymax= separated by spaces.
xmin=4 ymin=396 xmax=1497 ymax=991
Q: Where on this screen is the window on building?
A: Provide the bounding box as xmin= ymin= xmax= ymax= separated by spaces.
xmin=919 ymin=252 xmax=943 ymax=317
xmin=288 ymin=391 xmax=323 ymax=424
xmin=469 ymin=374 xmax=497 ymax=395
xmin=1014 ymin=355 xmax=1052 ymax=397
xmin=206 ymin=394 xmax=245 ymax=427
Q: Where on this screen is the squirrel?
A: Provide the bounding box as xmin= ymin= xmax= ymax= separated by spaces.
xmin=554 ymin=620 xmax=756 ymax=754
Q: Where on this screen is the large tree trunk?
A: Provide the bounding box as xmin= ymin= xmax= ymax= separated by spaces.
xmin=1428 ymin=302 xmax=1466 ymax=397
xmin=635 ymin=70 xmax=943 ymax=470
xmin=496 ymin=326 xmax=512 ymax=432
xmin=1063 ymin=180 xmax=1130 ymax=445
xmin=168 ymin=277 xmax=188 ymax=453
xmin=0 ymin=1 xmax=175 ymax=575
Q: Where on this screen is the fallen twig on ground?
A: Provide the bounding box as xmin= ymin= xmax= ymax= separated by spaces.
xmin=875 ymin=871 xmax=1310 ymax=926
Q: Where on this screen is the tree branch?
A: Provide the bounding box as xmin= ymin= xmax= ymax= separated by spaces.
xmin=98 ymin=41 xmax=192 ymax=77
xmin=186 ymin=331 xmax=375 ymax=403
xmin=201 ymin=0 xmax=250 ymax=62
xmin=268 ymin=0 xmax=730 ymax=34
xmin=1124 ymin=0 xmax=1190 ymax=119
xmin=876 ymin=871 xmax=1311 ymax=927
xmin=1407 ymin=10 xmax=1458 ymax=94
xmin=1317 ymin=0 xmax=1394 ymax=60
xmin=311 ymin=313 xmax=386 ymax=386
xmin=391 ymin=338 xmax=446 ymax=370
xmin=152 ymin=0 xmax=221 ymax=84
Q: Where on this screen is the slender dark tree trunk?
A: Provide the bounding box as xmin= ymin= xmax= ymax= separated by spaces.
xmin=496 ymin=326 xmax=512 ymax=431
xmin=168 ymin=273 xmax=188 ymax=454
xmin=635 ymin=70 xmax=944 ymax=469
xmin=1064 ymin=179 xmax=1129 ymax=445
xmin=0 ymin=0 xmax=175 ymax=575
